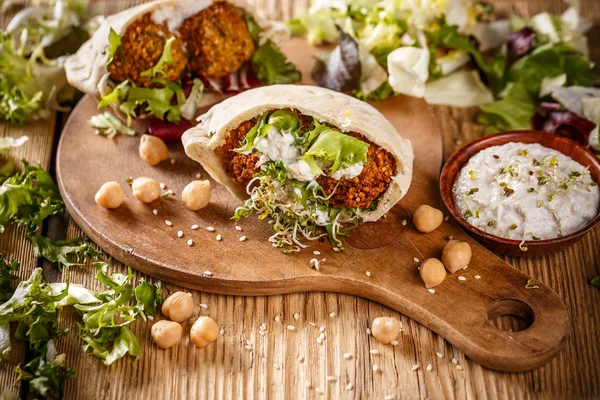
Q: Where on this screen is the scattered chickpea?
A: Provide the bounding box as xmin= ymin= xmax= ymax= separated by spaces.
xmin=95 ymin=181 xmax=124 ymax=209
xmin=420 ymin=258 xmax=446 ymax=289
xmin=442 ymin=240 xmax=472 ymax=273
xmin=413 ymin=205 xmax=444 ymax=233
xmin=162 ymin=292 xmax=194 ymax=323
xmin=190 ymin=316 xmax=220 ymax=348
xmin=139 ymin=134 xmax=169 ymax=166
xmin=182 ymin=180 xmax=212 ymax=211
xmin=132 ymin=177 xmax=160 ymax=203
xmin=371 ymin=317 xmax=401 ymax=344
xmin=151 ymin=320 xmax=183 ymax=349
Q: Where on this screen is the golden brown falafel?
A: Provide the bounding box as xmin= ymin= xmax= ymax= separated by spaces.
xmin=179 ymin=1 xmax=255 ymax=80
xmin=109 ymin=13 xmax=187 ymax=87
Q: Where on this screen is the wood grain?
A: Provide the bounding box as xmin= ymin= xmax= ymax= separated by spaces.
xmin=0 ymin=0 xmax=599 ymax=398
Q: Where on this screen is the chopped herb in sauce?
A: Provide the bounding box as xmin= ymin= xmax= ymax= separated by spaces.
xmin=532 ymin=159 xmax=542 ymax=166
xmin=532 ymin=235 xmax=541 ymax=240
xmin=509 ymin=223 xmax=517 ymax=230
xmin=537 ymin=200 xmax=545 ymax=208
xmin=487 ymin=220 xmax=497 ymax=227
xmin=519 ymin=149 xmax=529 ymax=157
xmin=464 ymin=210 xmax=473 ymax=218
xmin=569 ymin=171 xmax=582 ymax=178
xmin=537 ymin=177 xmax=547 ymax=186
xmin=467 ymin=188 xmax=479 ymax=196
xmin=468 ymin=170 xmax=476 ymax=181
xmin=527 ymin=188 xmax=536 ymax=193
xmin=548 ymin=193 xmax=555 ymax=202
xmin=503 ymin=187 xmax=515 ymax=197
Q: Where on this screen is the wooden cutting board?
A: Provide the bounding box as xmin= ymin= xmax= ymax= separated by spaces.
xmin=56 ymin=37 xmax=568 ymax=372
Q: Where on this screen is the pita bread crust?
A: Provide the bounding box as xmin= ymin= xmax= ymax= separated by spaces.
xmin=64 ymin=0 xmax=289 ymax=117
xmin=182 ymin=85 xmax=414 ymax=222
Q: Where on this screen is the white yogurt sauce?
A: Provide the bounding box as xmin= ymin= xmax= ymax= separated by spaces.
xmin=453 ymin=142 xmax=600 ymax=240
xmin=331 ymin=162 xmax=364 ymax=180
xmin=151 ymin=0 xmax=212 ymax=31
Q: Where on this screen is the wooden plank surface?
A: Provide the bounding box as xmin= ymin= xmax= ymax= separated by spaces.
xmin=1 ymin=0 xmax=599 ymax=398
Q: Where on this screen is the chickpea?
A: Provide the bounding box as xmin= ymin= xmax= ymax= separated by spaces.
xmin=181 ymin=180 xmax=212 ymax=211
xmin=371 ymin=316 xmax=401 ymax=344
xmin=151 ymin=320 xmax=183 ymax=349
xmin=95 ymin=181 xmax=124 ymax=209
xmin=162 ymin=291 xmax=194 ymax=323
xmin=139 ymin=134 xmax=169 ymax=166
xmin=413 ymin=205 xmax=444 ymax=233
xmin=420 ymin=258 xmax=446 ymax=289
xmin=190 ymin=316 xmax=219 ymax=348
xmin=132 ymin=177 xmax=160 ymax=203
xmin=442 ymin=240 xmax=472 ymax=273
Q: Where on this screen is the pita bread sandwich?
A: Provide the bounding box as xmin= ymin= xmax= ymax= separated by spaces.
xmin=183 ymin=85 xmax=414 ymax=251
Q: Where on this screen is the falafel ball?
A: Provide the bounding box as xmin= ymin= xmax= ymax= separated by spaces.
xmin=179 ymin=1 xmax=256 ymax=80
xmin=109 ymin=13 xmax=187 ymax=88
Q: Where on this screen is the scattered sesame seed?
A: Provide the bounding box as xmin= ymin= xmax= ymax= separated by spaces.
xmin=474 ymin=275 xmax=481 ymax=279
xmin=391 ymin=340 xmax=399 ymax=346
xmin=160 ymin=183 xmax=166 ymax=189
xmin=268 ymin=220 xmax=275 ymax=225
xmin=365 ymin=271 xmax=371 ymax=277
xmin=196 ymin=173 xmax=202 ymax=179
xmin=458 ymin=276 xmax=467 ymax=281
xmin=191 ymin=224 xmax=199 ymax=230
xmin=244 ymin=345 xmax=252 ymax=350
xmin=246 ymin=340 xmax=251 ymax=345
xmin=413 ymin=257 xmax=420 ymax=263
xmin=259 ymin=323 xmax=267 ymax=331
xmin=402 ymin=219 xmax=408 ymax=226
xmin=309 ymin=322 xmax=316 ymax=327
xmin=219 ymin=329 xmax=225 ymax=335
xmin=451 ymin=358 xmax=457 ymax=364
xmin=444 ymin=215 xmax=449 ymax=221
xmin=287 ymin=325 xmax=296 ymax=331
xmin=305 ymin=380 xmax=311 ymax=388
xmin=384 ymin=396 xmax=393 ymax=400
xmin=436 ymin=352 xmax=443 ymax=359
xmin=329 ymin=312 xmax=336 ymax=318
xmin=372 ymin=364 xmax=380 ymax=372
xmin=318 ymin=333 xmax=325 ymax=340
xmin=369 ymin=349 xmax=379 ymax=355
xmin=343 ymin=353 xmax=353 ymax=360
xmin=346 ymin=383 xmax=354 ymax=391
xmin=239 ymin=235 xmax=247 ymax=242
xmin=273 ymin=363 xmax=280 ymax=370
xmin=316 ymin=337 xmax=323 ymax=344
xmin=177 ymin=230 xmax=184 ymax=238
xmin=411 ymin=365 xmax=419 ymax=371
xmin=333 ymin=247 xmax=340 ymax=252
xmin=152 ymin=209 xmax=158 ymax=215
xmin=165 ymin=220 xmax=172 ymax=226
xmin=199 ymin=303 xmax=208 ymax=309
xmin=206 ymin=226 xmax=215 ymax=232
xmin=313 ymin=250 xmax=321 ymax=255
xmin=298 ymin=356 xmax=304 ymax=363
xmin=275 ymin=315 xmax=281 ymax=322
xmin=319 ymin=326 xmax=325 ymax=333
xmin=187 ymin=239 xmax=193 ymax=246
xmin=326 ymin=376 xmax=336 ymax=382
xmin=147 ymin=315 xmax=154 ymax=320
xmin=463 ymin=265 xmax=468 ymax=270
xmin=366 ymin=328 xmax=371 ymax=335
xmin=456 ymin=365 xmax=463 ymax=370
xmin=315 ymin=388 xmax=323 ymax=394
xmin=203 ymin=271 xmax=212 ymax=276
xmin=293 ymin=313 xmax=299 ymax=320
xmin=216 ymin=234 xmax=222 ymax=241
xmin=170 ymin=159 xmax=175 ymax=164
xmin=235 ymin=225 xmax=242 ymax=231
xmin=428 ymin=289 xmax=435 ymax=294
xmin=167 ymin=189 xmax=174 ymax=195
xmin=258 ymin=331 xmax=265 ymax=336
xmin=426 ymin=364 xmax=432 ymax=371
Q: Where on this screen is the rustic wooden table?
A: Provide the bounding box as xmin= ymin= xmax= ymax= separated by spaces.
xmin=1 ymin=0 xmax=599 ymax=398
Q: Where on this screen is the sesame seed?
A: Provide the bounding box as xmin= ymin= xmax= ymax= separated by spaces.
xmin=177 ymin=230 xmax=184 ymax=238
xmin=165 ymin=220 xmax=172 ymax=226
xmin=318 ymin=333 xmax=325 ymax=340
xmin=258 ymin=331 xmax=265 ymax=336
xmin=316 ymin=337 xmax=323 ymax=344
xmin=474 ymin=275 xmax=481 ymax=279
xmin=329 ymin=312 xmax=336 ymax=318
xmin=206 ymin=226 xmax=215 ymax=232
xmin=451 ymin=358 xmax=457 ymax=364
xmin=402 ymin=219 xmax=408 ymax=226
xmin=259 ymin=323 xmax=267 ymax=330
xmin=275 ymin=315 xmax=281 ymax=322
xmin=369 ymin=349 xmax=379 ymax=355
xmin=147 ymin=315 xmax=154 ymax=320
xmin=152 ymin=209 xmax=158 ymax=215
xmin=273 ymin=363 xmax=280 ymax=370
xmin=411 ymin=365 xmax=419 ymax=371
xmin=391 ymin=340 xmax=399 ymax=346
xmin=167 ymin=189 xmax=174 ymax=195
xmin=456 ymin=365 xmax=464 ymax=370
xmin=428 ymin=289 xmax=435 ymax=294
xmin=287 ymin=325 xmax=296 ymax=331
xmin=346 ymin=383 xmax=354 ymax=390
xmin=219 ymin=329 xmax=225 ymax=335
xmin=313 ymin=250 xmax=321 ymax=255
xmin=366 ymin=328 xmax=371 ymax=335
xmin=413 ymin=257 xmax=420 ymax=263
xmin=426 ymin=364 xmax=432 ymax=371
xmin=444 ymin=215 xmax=449 ymax=221
xmin=199 ymin=303 xmax=208 ymax=309
xmin=372 ymin=364 xmax=380 ymax=372
xmin=187 ymin=239 xmax=193 ymax=246
xmin=365 ymin=271 xmax=371 ymax=277
xmin=333 ymin=247 xmax=340 ymax=252
xmin=458 ymin=276 xmax=467 ymax=281
xmin=160 ymin=183 xmax=166 ymax=189
xmin=203 ymin=271 xmax=212 ymax=276
xmin=293 ymin=313 xmax=299 ymax=320
xmin=319 ymin=326 xmax=325 ymax=333
xmin=239 ymin=235 xmax=247 ymax=242
xmin=315 ymin=388 xmax=323 ymax=394
xmin=244 ymin=345 xmax=252 ymax=350
xmin=305 ymin=380 xmax=311 ymax=388
xmin=235 ymin=225 xmax=242 ymax=231
xmin=246 ymin=340 xmax=251 ymax=345
xmin=343 ymin=353 xmax=353 ymax=360
xmin=170 ymin=159 xmax=175 ymax=164
xmin=196 ymin=173 xmax=202 ymax=178
xmin=308 ymin=322 xmax=316 ymax=327
xmin=216 ymin=234 xmax=222 ymax=241
xmin=326 ymin=376 xmax=336 ymax=382
xmin=298 ymin=356 xmax=304 ymax=363
xmin=436 ymin=352 xmax=443 ymax=359
xmin=463 ymin=265 xmax=468 ymax=270
xmin=384 ymin=396 xmax=393 ymax=400
xmin=191 ymin=224 xmax=199 ymax=230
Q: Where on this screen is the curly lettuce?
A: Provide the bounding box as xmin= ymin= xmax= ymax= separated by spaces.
xmin=251 ymin=40 xmax=302 ymax=85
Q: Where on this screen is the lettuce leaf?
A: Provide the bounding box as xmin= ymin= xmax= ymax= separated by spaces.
xmin=301 ymin=129 xmax=369 ymax=174
xmin=252 ymin=40 xmax=302 ymax=85
xmin=30 ymin=236 xmax=101 ymax=269
xmin=140 ymin=36 xmax=176 ymax=79
xmin=478 ymin=82 xmax=536 ymax=132
xmin=0 ymin=254 xmax=19 ymax=301
xmin=106 ymin=27 xmax=122 ymax=65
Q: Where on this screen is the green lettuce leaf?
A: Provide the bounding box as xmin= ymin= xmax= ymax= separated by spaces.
xmin=301 ymin=129 xmax=369 ymax=174
xmin=252 ymin=40 xmax=302 ymax=85
xmin=179 ymin=78 xmax=204 ymax=121
xmin=89 ymin=112 xmax=136 ymax=137
xmin=477 ymin=82 xmax=536 ymax=132
xmin=106 ymin=27 xmax=122 ymax=65
xmin=140 ymin=36 xmax=176 ymax=79
xmin=15 ymin=344 xmax=75 ymax=399
xmin=591 ymin=275 xmax=600 ymax=289
xmin=0 ymin=254 xmax=19 ymax=301
xmin=30 ymin=236 xmax=101 ymax=268
xmin=354 ymin=81 xmax=394 ymax=101
xmin=244 ymin=15 xmax=260 ymax=44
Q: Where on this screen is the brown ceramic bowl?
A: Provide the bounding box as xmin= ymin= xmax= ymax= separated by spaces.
xmin=440 ymin=131 xmax=600 ymax=257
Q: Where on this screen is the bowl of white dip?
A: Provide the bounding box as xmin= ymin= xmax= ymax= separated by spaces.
xmin=440 ymin=131 xmax=600 ymax=256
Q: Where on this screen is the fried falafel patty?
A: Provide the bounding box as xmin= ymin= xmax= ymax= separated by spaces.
xmin=220 ymin=115 xmax=397 ymax=210
xmin=109 ymin=13 xmax=186 ymax=87
xmin=179 ymin=1 xmax=256 ymax=80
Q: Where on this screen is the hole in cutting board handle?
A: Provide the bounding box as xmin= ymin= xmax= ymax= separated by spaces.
xmin=487 ymin=298 xmax=535 ymax=333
